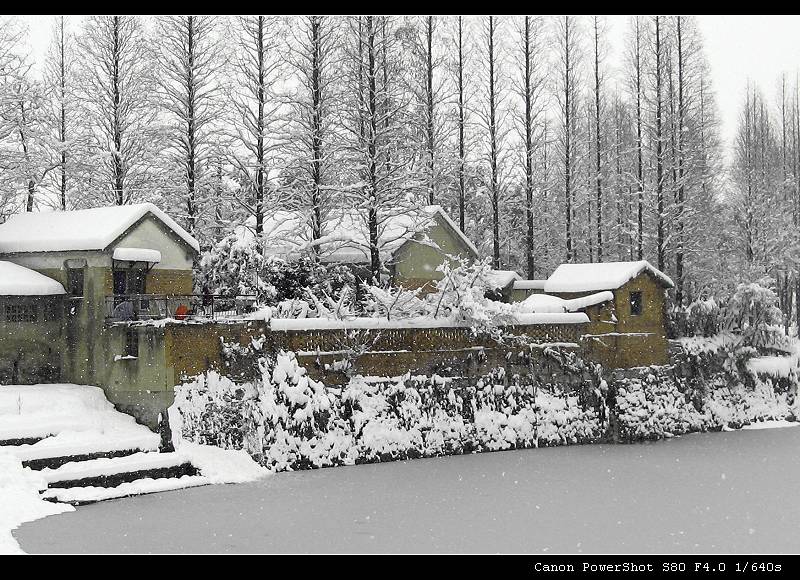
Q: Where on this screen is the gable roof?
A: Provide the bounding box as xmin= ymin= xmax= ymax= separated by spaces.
xmin=0 ymin=261 xmax=66 ymax=296
xmin=0 ymin=203 xmax=200 ymax=254
xmin=543 ymin=260 xmax=675 ymax=293
xmin=238 ymin=205 xmax=478 ymax=264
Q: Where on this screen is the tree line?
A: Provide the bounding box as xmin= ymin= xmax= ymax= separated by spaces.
xmin=0 ymin=15 xmax=798 ymax=322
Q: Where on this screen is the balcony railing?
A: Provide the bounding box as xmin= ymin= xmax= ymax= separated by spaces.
xmin=105 ymin=294 xmax=257 ymax=322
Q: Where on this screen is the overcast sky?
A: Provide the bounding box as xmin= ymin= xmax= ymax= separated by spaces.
xmin=13 ymin=14 xmax=800 ymax=159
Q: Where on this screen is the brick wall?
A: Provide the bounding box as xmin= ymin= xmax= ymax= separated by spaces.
xmin=146 ymin=269 xmax=194 ymax=295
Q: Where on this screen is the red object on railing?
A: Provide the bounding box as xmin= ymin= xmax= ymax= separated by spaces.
xmin=175 ymin=304 xmax=189 ymax=320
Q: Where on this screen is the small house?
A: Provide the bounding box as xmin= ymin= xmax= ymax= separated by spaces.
xmin=543 ymin=260 xmax=674 ymax=367
xmin=0 ymin=203 xmax=200 ymax=424
xmin=248 ymin=205 xmax=479 ymax=293
xmin=0 ymin=260 xmax=66 ymax=384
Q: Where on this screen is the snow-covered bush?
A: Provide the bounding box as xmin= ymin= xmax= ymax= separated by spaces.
xmin=198 ymin=233 xmax=358 ymax=312
xmin=361 ymin=284 xmax=428 ymax=320
xmin=723 ymin=280 xmax=789 ymax=351
xmin=173 ymin=342 xmax=608 ymax=471
xmin=173 ymin=335 xmax=800 ymax=473
xmin=670 ymin=297 xmax=724 ymax=338
xmin=429 ymin=256 xmax=515 ymax=336
xmin=197 ymin=232 xmax=270 ymax=299
xmin=613 ymin=368 xmax=707 ymax=441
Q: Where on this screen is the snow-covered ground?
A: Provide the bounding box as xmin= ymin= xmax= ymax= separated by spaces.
xmin=0 ymin=384 xmax=267 ymax=554
xmin=13 ymin=423 xmax=800 ymax=554
xmin=0 ymin=452 xmax=73 ymax=554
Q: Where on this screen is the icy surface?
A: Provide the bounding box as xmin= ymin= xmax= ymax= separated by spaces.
xmin=14 ymin=426 xmax=800 ymax=554
xmin=0 ymin=261 xmax=66 ymax=296
xmin=544 ymin=260 xmax=674 ymax=293
xmin=0 ymin=203 xmax=200 ymax=253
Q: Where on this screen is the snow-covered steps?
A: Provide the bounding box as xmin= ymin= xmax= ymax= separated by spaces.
xmin=0 ymin=435 xmax=46 ymax=447
xmin=9 ymin=434 xmax=161 ymax=471
xmin=41 ymin=475 xmax=211 ymax=506
xmin=40 ymin=452 xmax=198 ymax=489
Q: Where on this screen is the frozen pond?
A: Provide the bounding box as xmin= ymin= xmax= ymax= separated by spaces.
xmin=15 ymin=425 xmax=800 ymax=553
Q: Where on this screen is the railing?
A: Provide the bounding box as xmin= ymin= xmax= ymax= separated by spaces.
xmin=105 ymin=294 xmax=257 ymax=322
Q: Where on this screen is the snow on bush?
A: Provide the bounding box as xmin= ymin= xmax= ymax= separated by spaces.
xmin=613 ymin=368 xmax=706 ymax=441
xmin=173 ymin=331 xmax=800 ymax=471
xmin=613 ymin=337 xmax=800 ymax=441
xmin=173 ymin=349 xmax=606 ymax=471
xmin=197 ymin=232 xmax=356 ymax=312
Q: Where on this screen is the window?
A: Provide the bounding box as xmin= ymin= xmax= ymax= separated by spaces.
xmin=67 ymin=268 xmax=84 ymax=296
xmin=630 ymin=291 xmax=643 ymax=316
xmin=4 ymin=303 xmax=37 ymax=323
xmin=124 ymin=329 xmax=139 ymax=358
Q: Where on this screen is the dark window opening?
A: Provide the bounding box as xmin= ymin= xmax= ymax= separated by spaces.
xmin=4 ymin=303 xmax=37 ymax=323
xmin=113 ymin=268 xmax=146 ymax=295
xmin=124 ymin=329 xmax=139 ymax=358
xmin=67 ymin=268 xmax=85 ymax=296
xmin=630 ymin=291 xmax=643 ymax=316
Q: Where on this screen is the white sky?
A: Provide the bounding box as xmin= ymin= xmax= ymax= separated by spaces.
xmin=13 ymin=14 xmax=800 ymax=158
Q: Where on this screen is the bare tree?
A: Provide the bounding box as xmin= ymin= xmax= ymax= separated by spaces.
xmin=626 ymin=16 xmax=647 ymax=260
xmin=77 ymin=15 xmax=160 ymax=205
xmin=42 ymin=16 xmax=79 ymax=210
xmin=477 ymin=15 xmax=508 ymax=269
xmin=554 ymin=15 xmax=582 ymax=263
xmin=512 ymin=16 xmax=546 ymax=277
xmin=228 ymin=15 xmax=285 ymax=236
xmin=285 ymin=16 xmax=342 ymax=249
xmin=156 ymin=15 xmax=226 ymax=235
xmin=342 ymin=16 xmax=415 ymax=281
xmin=591 ymin=16 xmax=607 ymax=261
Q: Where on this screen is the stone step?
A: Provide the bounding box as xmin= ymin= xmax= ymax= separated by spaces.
xmin=23 ymin=448 xmax=149 ymax=471
xmin=42 ymin=475 xmax=210 ymax=506
xmin=0 ymin=435 xmax=47 ymax=447
xmin=7 ymin=433 xmax=160 ymax=471
xmin=41 ymin=452 xmax=198 ymax=489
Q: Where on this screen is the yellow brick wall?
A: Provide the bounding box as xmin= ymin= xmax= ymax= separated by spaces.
xmin=146 ymin=269 xmax=194 ymax=295
xmin=566 ymin=272 xmax=670 ymax=368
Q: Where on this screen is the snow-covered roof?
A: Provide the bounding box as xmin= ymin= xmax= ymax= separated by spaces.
xmin=513 ymin=279 xmax=547 ymax=290
xmin=517 ymin=291 xmax=614 ymax=314
xmin=237 ymin=205 xmax=478 ymax=264
xmin=113 ymin=248 xmax=162 ymax=264
xmin=543 ymin=261 xmax=674 ymax=293
xmin=0 ymin=261 xmax=66 ymax=296
xmin=0 ymin=203 xmax=200 ymax=254
xmin=487 ymin=270 xmax=522 ymax=290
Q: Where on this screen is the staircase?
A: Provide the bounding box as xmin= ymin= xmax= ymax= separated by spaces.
xmin=0 ymin=385 xmax=210 ymax=506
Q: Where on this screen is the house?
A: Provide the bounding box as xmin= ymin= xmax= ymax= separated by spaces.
xmin=0 ymin=203 xmax=200 ymax=425
xmin=0 ymin=260 xmax=66 ymax=384
xmin=245 ymin=205 xmax=479 ymax=292
xmin=543 ymin=260 xmax=674 ymax=367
